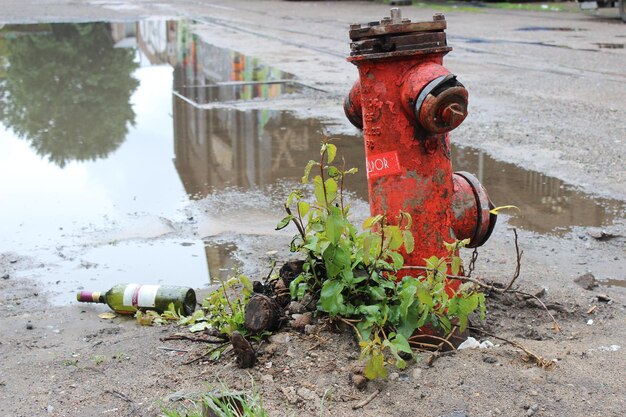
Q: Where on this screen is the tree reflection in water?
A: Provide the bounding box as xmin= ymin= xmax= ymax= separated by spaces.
xmin=0 ymin=23 xmax=139 ymax=167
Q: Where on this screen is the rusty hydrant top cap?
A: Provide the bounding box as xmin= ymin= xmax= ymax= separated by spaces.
xmin=348 ymin=9 xmax=451 ymax=59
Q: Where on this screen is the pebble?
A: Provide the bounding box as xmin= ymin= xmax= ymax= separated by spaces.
xmin=297 ymin=387 xmax=319 ymax=402
xmin=389 ymin=372 xmax=399 ymax=381
xmin=352 ymin=374 xmax=367 ymax=390
xmin=304 ymin=324 xmax=317 ymax=335
xmin=526 ymin=403 xmax=539 ymax=416
xmin=261 ymin=374 xmax=274 ymax=384
xmin=269 ymin=334 xmax=291 ymax=344
xmin=412 ymin=368 xmax=422 ymax=380
xmin=2 ymin=274 xmax=9 ymax=280
xmin=281 ymin=387 xmax=298 ymax=404
xmin=289 ymin=301 xmax=307 ymax=314
xmin=293 ymin=312 xmax=312 ymax=331
xmin=264 ymin=343 xmax=278 ymax=356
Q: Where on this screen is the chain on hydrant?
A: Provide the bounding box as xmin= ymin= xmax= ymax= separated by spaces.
xmin=344 ymin=9 xmax=497 ymax=284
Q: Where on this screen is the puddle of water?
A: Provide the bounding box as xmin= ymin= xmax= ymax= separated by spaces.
xmin=595 ymin=43 xmax=625 ymax=49
xmin=204 ymin=241 xmax=241 ymax=282
xmin=0 ymin=20 xmax=624 ymax=304
xmin=600 ymin=279 xmax=626 ymax=288
xmin=451 ymin=148 xmax=625 ymax=234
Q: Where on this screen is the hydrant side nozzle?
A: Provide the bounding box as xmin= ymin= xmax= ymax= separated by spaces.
xmin=344 ymin=80 xmax=364 ymax=129
xmin=415 ymin=76 xmax=469 ymax=134
xmin=451 ymin=172 xmax=497 ymax=248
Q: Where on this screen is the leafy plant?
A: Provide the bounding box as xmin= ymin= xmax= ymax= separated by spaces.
xmin=278 ymin=139 xmax=486 ymax=379
xmin=161 ymin=382 xmax=268 ymax=417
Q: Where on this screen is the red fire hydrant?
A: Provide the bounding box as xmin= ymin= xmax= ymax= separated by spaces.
xmin=344 ymin=9 xmax=496 ymax=278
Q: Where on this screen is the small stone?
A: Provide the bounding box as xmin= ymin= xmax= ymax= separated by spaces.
xmin=289 ymin=301 xmax=307 ymax=314
xmin=293 ymin=312 xmax=312 ymax=331
xmin=261 ymin=374 xmax=274 ymax=384
xmin=281 ymin=387 xmax=298 ymax=404
xmin=269 ymin=333 xmax=291 ymax=344
xmin=47 ymin=405 xmax=54 ymax=413
xmin=264 ymin=343 xmax=278 ymax=356
xmin=389 ymin=372 xmax=399 ymax=381
xmin=529 ymin=390 xmax=539 ymax=396
xmin=483 ymin=356 xmax=498 ymax=364
xmin=304 ymin=324 xmax=317 ymax=335
xmin=526 ymin=403 xmax=539 ymax=416
xmin=352 ymin=374 xmax=367 ymax=390
xmin=2 ymin=274 xmax=9 ymax=280
xmin=412 ymin=368 xmax=423 ymax=380
xmin=297 ymin=387 xmax=319 ymax=402
xmin=574 ymin=273 xmax=598 ymax=290
xmin=301 ymin=293 xmax=316 ymax=311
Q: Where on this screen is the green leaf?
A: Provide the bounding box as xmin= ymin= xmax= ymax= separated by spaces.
xmin=385 ymin=226 xmax=403 ymax=251
xmin=325 ymin=206 xmax=344 ymax=244
xmin=237 ymin=275 xmax=253 ymax=296
xmin=286 ymin=190 xmax=299 ymax=207
xmin=398 ymin=278 xmax=418 ymax=320
xmin=345 ymin=167 xmax=358 ymax=175
xmin=424 ymin=256 xmax=440 ymax=270
xmin=416 ymin=286 xmax=434 ymax=308
xmin=389 ymin=251 xmax=404 ymax=269
xmin=397 ymin=302 xmax=420 ymax=340
xmin=275 ymin=215 xmax=293 ymax=230
xmin=297 ymin=201 xmax=310 ymax=217
xmin=326 ymin=143 xmax=337 ymax=164
xmin=489 ymin=205 xmax=520 ymax=215
xmin=189 ymin=322 xmax=212 ymax=333
xmin=319 ymin=280 xmax=345 ymax=315
xmin=402 ymin=230 xmax=414 ymax=254
xmin=327 ymin=165 xmax=340 ymax=178
xmin=451 ymin=255 xmax=462 ymax=276
xmin=313 ymin=175 xmax=325 ymax=206
xmin=325 ymin=178 xmax=338 ymax=204
xmin=289 ymin=275 xmax=305 ymax=299
xmin=368 ymin=285 xmax=387 ymax=301
xmin=364 ymin=350 xmax=387 ymax=380
xmin=322 ymin=243 xmax=351 ymax=278
xmin=302 ymin=160 xmax=316 ymax=184
xmin=363 ymin=215 xmax=383 ymax=230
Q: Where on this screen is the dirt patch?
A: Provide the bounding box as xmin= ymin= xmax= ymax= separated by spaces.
xmin=1 ymin=252 xmax=625 ymax=417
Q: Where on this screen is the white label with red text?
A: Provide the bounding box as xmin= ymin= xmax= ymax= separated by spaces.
xmin=123 ymin=284 xmax=160 ymax=307
xmin=366 ymin=151 xmax=402 ymax=179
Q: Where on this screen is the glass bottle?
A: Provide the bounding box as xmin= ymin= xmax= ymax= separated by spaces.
xmin=76 ymin=284 xmax=196 ymax=315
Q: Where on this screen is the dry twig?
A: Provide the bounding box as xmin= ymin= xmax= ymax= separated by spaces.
xmin=183 ymin=342 xmax=229 ymax=365
xmin=470 ymin=327 xmax=555 ymax=369
xmin=352 ymin=389 xmax=380 ymax=410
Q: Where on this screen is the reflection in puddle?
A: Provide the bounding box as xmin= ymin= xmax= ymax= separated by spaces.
xmin=451 ymin=148 xmax=625 ymax=234
xmin=517 ymin=27 xmax=587 ymax=32
xmin=205 ymin=242 xmax=241 ymax=283
xmin=600 ymin=279 xmax=626 ymax=288
xmin=0 ymin=20 xmax=624 ymax=303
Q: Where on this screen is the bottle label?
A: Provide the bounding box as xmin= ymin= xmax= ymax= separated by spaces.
xmin=123 ymin=284 xmax=160 ymax=308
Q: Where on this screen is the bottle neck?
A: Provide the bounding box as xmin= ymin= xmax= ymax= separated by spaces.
xmin=76 ymin=291 xmax=105 ymax=304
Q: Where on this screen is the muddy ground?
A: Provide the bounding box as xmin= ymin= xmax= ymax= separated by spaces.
xmin=1 ymin=1 xmax=625 ymax=416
